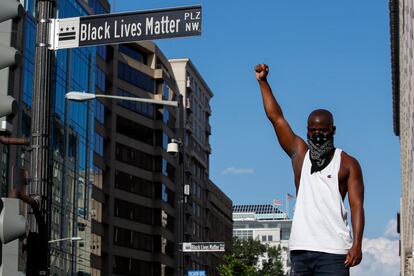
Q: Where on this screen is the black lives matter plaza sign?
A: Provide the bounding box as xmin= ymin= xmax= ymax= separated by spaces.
xmin=48 ymin=5 xmax=201 ymax=50
xmin=181 ymin=242 xmax=225 ymax=252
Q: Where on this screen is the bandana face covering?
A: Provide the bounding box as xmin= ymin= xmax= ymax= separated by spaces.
xmin=307 ymin=133 xmax=335 ymax=174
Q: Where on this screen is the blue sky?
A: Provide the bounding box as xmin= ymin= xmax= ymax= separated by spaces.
xmin=112 ymin=1 xmax=400 ymax=272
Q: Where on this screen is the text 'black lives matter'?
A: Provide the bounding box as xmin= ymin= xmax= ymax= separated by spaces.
xmin=51 ymin=5 xmax=201 ymax=50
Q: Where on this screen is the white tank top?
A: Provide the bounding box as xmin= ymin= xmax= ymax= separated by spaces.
xmin=289 ymin=148 xmax=353 ymax=254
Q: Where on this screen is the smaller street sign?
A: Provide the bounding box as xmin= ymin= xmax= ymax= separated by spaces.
xmin=49 ymin=5 xmax=201 ymax=50
xmin=188 ymin=270 xmax=206 ymax=276
xmin=182 ymin=242 xmax=225 ymax=252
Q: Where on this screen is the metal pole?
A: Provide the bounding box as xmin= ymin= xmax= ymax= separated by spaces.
xmin=29 ymin=0 xmax=55 ymax=274
xmin=179 ymin=95 xmax=185 ymax=276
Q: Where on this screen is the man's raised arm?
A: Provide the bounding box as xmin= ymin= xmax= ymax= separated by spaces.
xmin=255 ymin=64 xmax=306 ymax=158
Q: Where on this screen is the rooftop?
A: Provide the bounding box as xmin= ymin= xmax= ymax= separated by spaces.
xmin=233 ymin=204 xmax=284 ymax=214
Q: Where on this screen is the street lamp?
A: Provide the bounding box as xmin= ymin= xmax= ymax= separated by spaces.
xmin=65 ymin=91 xmax=179 ymax=107
xmin=65 ymin=91 xmax=186 ymax=274
xmin=48 ymin=236 xmax=82 ymax=244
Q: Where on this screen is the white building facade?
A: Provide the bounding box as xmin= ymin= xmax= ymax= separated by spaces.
xmin=390 ymin=0 xmax=414 ymax=274
xmin=233 ymin=204 xmax=292 ymax=274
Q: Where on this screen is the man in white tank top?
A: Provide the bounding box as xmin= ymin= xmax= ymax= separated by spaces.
xmin=255 ymin=64 xmax=365 ymax=275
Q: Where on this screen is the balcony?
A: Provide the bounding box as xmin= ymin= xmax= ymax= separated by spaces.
xmin=186 ymin=77 xmax=194 ymax=91
xmin=205 ymin=105 xmax=211 ymax=115
xmin=185 ymin=116 xmax=193 ymax=132
xmin=185 ymin=97 xmax=193 ymax=113
xmin=206 ymin=143 xmax=212 ymax=154
xmin=205 ymin=124 xmax=211 ymax=135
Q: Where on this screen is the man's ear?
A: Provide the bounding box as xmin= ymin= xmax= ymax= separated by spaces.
xmin=332 ymin=126 xmax=336 ymax=135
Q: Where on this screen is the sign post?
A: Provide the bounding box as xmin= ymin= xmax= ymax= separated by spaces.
xmin=48 ymin=5 xmax=202 ymax=50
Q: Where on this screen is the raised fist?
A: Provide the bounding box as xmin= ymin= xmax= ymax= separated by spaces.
xmin=255 ymin=64 xmax=269 ymax=81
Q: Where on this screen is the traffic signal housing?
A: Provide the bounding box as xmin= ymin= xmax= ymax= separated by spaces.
xmin=0 ymin=0 xmax=23 ymax=70
xmin=0 ymin=198 xmax=27 ymax=244
xmin=0 ymin=0 xmax=24 ymax=133
xmin=0 ymin=95 xmax=18 ymax=118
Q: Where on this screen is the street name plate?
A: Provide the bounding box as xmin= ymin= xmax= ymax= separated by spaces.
xmin=182 ymin=242 xmax=225 ymax=252
xmin=50 ymin=5 xmax=201 ymax=50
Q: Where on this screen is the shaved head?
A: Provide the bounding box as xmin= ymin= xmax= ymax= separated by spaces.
xmin=307 ymin=109 xmax=334 ymax=127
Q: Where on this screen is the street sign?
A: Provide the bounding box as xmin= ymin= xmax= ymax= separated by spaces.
xmin=188 ymin=270 xmax=206 ymax=276
xmin=49 ymin=5 xmax=202 ymax=50
xmin=182 ymin=242 xmax=225 ymax=252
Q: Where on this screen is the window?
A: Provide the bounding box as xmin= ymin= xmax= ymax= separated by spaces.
xmin=94 ymin=133 xmax=104 ymax=156
xmin=119 ymin=44 xmax=147 ymax=63
xmin=113 ymin=255 xmax=153 ymax=276
xmin=162 ymin=184 xmax=168 ymax=202
xmin=161 ymin=159 xmax=175 ymax=182
xmin=118 ymin=62 xmax=154 ymax=92
xmin=89 ymin=0 xmax=108 ymax=14
xmin=115 ymin=170 xmax=153 ymax=198
xmin=115 ymin=143 xmax=154 ymax=171
xmin=162 ymin=133 xmax=169 ymax=150
xmin=163 ymin=109 xmax=169 ymax=124
xmin=114 ymin=227 xmax=153 ymax=252
xmin=114 ymin=198 xmax=153 ymax=225
xmin=95 ymin=100 xmax=104 ymax=124
xmin=233 ymin=230 xmax=253 ymax=240
xmin=96 ymin=46 xmax=107 ymax=60
xmin=268 ymin=235 xmax=273 ymax=242
xmin=162 ymin=83 xmax=170 ymax=100
xmin=116 ymin=115 xmax=154 ymax=145
xmin=96 ymin=68 xmax=106 ymax=91
xmin=117 ymin=89 xmax=155 ymax=118
xmin=157 ymin=183 xmax=174 ymax=208
xmin=262 ymin=235 xmax=267 ymax=242
xmin=91 ymin=199 xmax=102 ymax=223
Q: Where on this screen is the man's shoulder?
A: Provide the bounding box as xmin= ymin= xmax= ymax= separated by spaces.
xmin=340 ymin=150 xmax=362 ymax=170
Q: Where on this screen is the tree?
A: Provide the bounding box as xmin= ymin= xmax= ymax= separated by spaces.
xmin=218 ymin=255 xmax=256 ymax=276
xmin=218 ymin=237 xmax=265 ymax=275
xmin=218 ymin=237 xmax=285 ymax=276
xmin=232 ymin=237 xmax=267 ymax=267
xmin=260 ymin=245 xmax=285 ymax=276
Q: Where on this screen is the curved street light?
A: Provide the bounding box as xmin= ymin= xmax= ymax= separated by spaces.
xmin=66 ymin=90 xmax=186 ymax=274
xmin=48 ymin=236 xmax=82 ymax=244
xmin=65 ymin=91 xmax=179 ymax=107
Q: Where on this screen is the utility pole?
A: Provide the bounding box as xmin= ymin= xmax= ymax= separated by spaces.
xmin=29 ymin=0 xmax=56 ymax=274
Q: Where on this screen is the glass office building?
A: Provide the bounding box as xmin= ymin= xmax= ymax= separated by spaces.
xmin=16 ymin=0 xmax=109 ymax=274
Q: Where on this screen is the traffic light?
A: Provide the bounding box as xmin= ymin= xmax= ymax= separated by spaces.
xmin=0 ymin=0 xmax=23 ymax=70
xmin=0 ymin=95 xmax=18 ymax=118
xmin=0 ymin=0 xmax=24 ymax=133
xmin=0 ymin=198 xmax=26 ymax=276
xmin=0 ymin=198 xmax=27 ymax=244
xmin=0 ymin=94 xmax=18 ymax=134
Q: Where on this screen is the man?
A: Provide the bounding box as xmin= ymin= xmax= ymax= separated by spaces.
xmin=255 ymin=64 xmax=364 ymax=275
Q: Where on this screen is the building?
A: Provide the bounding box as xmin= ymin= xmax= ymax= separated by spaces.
xmin=0 ymin=0 xmax=111 ymax=274
xmin=390 ymin=0 xmax=414 ymax=274
xmin=96 ymin=41 xmax=181 ymax=275
xmin=233 ymin=204 xmax=292 ymax=273
xmin=205 ymin=180 xmax=233 ymax=275
xmin=169 ymin=58 xmax=233 ymax=275
xmin=1 ymin=1 xmax=233 ymax=275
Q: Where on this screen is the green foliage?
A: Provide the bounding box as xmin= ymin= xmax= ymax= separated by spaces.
xmin=232 ymin=237 xmax=266 ymax=267
xmin=260 ymin=245 xmax=284 ymax=276
xmin=218 ymin=255 xmax=256 ymax=276
xmin=218 ymin=237 xmax=285 ymax=276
